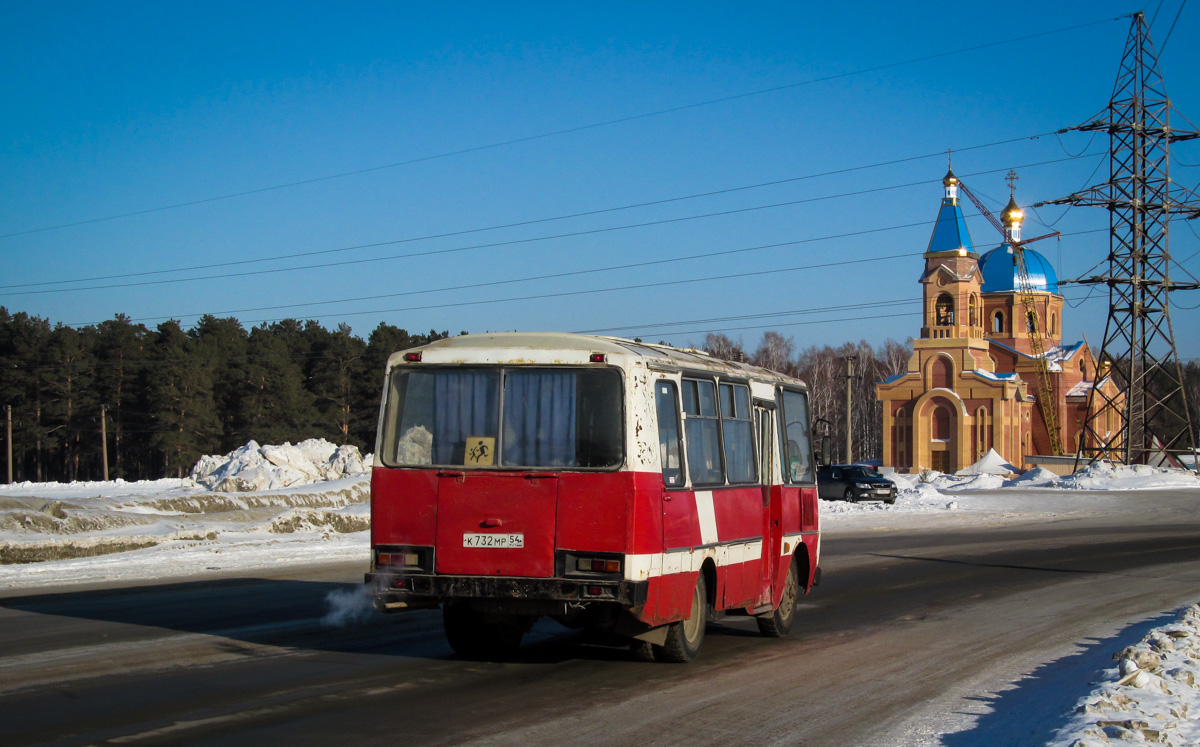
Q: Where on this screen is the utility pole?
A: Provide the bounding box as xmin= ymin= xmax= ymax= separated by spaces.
xmin=100 ymin=405 xmax=109 ymax=482
xmin=6 ymin=404 xmax=11 ymax=485
xmin=844 ymin=355 xmax=857 ymax=464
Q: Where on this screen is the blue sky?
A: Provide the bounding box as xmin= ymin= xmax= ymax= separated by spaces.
xmin=2 ymin=2 xmax=1198 ymax=357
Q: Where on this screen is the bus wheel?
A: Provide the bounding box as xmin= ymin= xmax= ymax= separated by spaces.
xmin=656 ymin=574 xmax=707 ymax=663
xmin=756 ymin=561 xmax=798 ymax=637
xmin=442 ymin=603 xmax=525 ymax=661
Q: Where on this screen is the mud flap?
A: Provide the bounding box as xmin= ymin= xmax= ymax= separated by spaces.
xmin=614 ymin=608 xmax=669 ymax=645
xmin=630 ymin=626 xmax=669 ymax=646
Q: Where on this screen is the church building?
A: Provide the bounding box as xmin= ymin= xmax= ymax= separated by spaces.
xmin=875 ymin=169 xmax=1120 ymax=473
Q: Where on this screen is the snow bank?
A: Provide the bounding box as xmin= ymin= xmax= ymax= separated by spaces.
xmin=0 ymin=440 xmax=374 ymax=569
xmin=888 ymin=462 xmax=1200 ymax=493
xmin=1049 ymin=603 xmax=1200 ymax=747
xmin=1057 ymin=461 xmax=1200 ymax=491
xmin=955 ymin=448 xmax=1018 ymax=476
xmin=190 ymin=439 xmax=372 ymax=491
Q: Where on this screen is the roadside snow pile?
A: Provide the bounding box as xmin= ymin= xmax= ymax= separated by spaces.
xmin=190 ymin=439 xmax=372 ymax=491
xmin=903 ymin=462 xmax=1200 ymax=492
xmin=1049 ymin=603 xmax=1200 ymax=747
xmin=955 ymin=448 xmax=1018 ymax=476
xmin=888 ymin=471 xmax=961 ymax=501
xmin=1007 ymin=467 xmax=1060 ymax=487
xmin=1057 ymin=461 xmax=1200 ymax=491
xmin=0 ymin=440 xmax=374 ymax=568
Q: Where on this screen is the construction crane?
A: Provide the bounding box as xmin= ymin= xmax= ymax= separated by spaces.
xmin=958 ymin=178 xmax=1064 ymax=456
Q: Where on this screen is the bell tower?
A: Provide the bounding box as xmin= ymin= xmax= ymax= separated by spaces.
xmin=919 ymin=167 xmax=985 ymax=343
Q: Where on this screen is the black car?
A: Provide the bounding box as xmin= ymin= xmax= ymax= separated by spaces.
xmin=817 ymin=464 xmax=897 ymax=504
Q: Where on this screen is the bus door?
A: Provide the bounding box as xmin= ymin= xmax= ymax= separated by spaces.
xmin=754 ymin=400 xmax=780 ymax=606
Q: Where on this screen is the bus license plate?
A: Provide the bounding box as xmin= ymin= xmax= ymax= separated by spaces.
xmin=462 ymin=533 xmax=524 ymax=549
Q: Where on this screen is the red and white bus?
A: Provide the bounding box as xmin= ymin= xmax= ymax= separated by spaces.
xmin=366 ymin=332 xmax=821 ymax=661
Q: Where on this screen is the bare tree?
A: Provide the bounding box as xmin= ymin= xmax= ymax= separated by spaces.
xmin=703 ymin=333 xmax=745 ymax=362
xmin=752 ymin=332 xmax=796 ymax=376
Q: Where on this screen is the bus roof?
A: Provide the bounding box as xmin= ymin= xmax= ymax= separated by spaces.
xmin=387 ymin=332 xmax=807 ymax=387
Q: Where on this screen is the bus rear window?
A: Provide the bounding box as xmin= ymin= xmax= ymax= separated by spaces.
xmin=381 ymin=367 xmax=623 ymax=469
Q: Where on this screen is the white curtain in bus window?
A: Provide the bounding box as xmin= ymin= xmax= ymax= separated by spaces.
xmin=501 ymin=370 xmax=577 ymax=467
xmin=720 ymin=383 xmax=756 ymax=483
xmin=781 ymin=389 xmax=814 ymax=483
xmin=682 ymin=379 xmax=722 ymax=485
xmin=655 ymin=381 xmax=684 ymax=486
xmin=431 ymin=371 xmax=500 ymax=465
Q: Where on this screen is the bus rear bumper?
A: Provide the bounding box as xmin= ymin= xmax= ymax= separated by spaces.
xmin=365 ymin=571 xmax=649 ymax=613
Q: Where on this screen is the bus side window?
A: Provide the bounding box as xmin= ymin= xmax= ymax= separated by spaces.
xmin=720 ymin=382 xmax=756 ymax=484
xmin=682 ymin=379 xmax=723 ymax=485
xmin=779 ymin=389 xmax=815 ymax=483
xmin=655 ymin=381 xmax=685 ymax=487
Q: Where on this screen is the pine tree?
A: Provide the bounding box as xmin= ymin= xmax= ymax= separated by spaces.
xmin=148 ymin=321 xmax=221 ymax=477
xmin=236 ymin=326 xmax=320 ymax=445
xmin=306 ymin=322 xmax=367 ymax=446
xmin=191 ymin=315 xmax=248 ymax=452
xmin=92 ymin=315 xmax=150 ymax=480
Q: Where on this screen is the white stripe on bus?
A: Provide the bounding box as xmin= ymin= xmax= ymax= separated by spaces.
xmin=693 ymin=490 xmax=719 ymax=546
xmin=624 ymin=539 xmax=771 ymax=582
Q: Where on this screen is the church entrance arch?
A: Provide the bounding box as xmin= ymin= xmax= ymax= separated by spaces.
xmin=912 ymin=391 xmax=965 ymax=474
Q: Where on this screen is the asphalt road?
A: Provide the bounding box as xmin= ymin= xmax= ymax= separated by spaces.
xmin=2 ymin=491 xmax=1199 ymax=746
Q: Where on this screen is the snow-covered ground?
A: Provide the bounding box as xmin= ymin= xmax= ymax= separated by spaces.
xmin=0 ymin=439 xmax=372 ymax=585
xmin=2 ymin=451 xmax=1199 ymax=745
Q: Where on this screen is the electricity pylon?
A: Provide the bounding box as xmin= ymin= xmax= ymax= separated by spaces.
xmin=1039 ymin=12 xmax=1199 ymax=470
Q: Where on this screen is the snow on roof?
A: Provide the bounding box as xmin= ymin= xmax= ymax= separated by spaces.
xmin=971 ymin=369 xmax=1021 ymax=382
xmin=990 ymin=339 xmax=1083 ymax=368
xmin=1066 ymin=380 xmax=1093 ymax=398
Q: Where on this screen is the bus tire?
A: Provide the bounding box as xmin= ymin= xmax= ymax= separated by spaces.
xmin=442 ymin=603 xmax=524 ymax=661
xmin=756 ymin=560 xmax=798 ymax=638
xmin=656 ymin=574 xmax=707 ymax=663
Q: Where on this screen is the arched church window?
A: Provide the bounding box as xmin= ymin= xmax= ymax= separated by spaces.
xmin=1050 ymin=311 xmax=1058 ymax=335
xmin=968 ymin=295 xmax=978 ymax=327
xmin=930 ymin=356 xmax=953 ymax=389
xmin=1026 ymin=310 xmax=1038 ymax=335
xmin=993 ymin=310 xmax=1005 ymax=334
xmin=932 ymin=405 xmax=951 ymax=440
xmin=935 ymin=293 xmax=954 ymax=326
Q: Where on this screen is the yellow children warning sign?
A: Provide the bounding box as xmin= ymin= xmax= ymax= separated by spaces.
xmin=464 ymin=436 xmax=495 ymax=466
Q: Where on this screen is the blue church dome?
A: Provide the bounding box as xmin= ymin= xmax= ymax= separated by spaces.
xmin=978 ymin=244 xmax=1059 ymax=293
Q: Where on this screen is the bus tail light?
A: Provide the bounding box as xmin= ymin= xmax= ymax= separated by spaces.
xmin=403 ymin=352 xmax=422 ymax=362
xmin=377 ymin=551 xmax=422 ymax=568
xmin=589 ymin=353 xmax=606 ymax=363
xmin=577 ymin=557 xmax=621 ymax=574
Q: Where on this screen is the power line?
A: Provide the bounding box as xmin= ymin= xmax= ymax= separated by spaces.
xmin=0 ymin=132 xmax=1060 ymax=291
xmin=1159 ymin=0 xmax=1188 ymax=52
xmin=8 ymin=154 xmax=1102 ymax=299
xmin=112 ymin=222 xmax=937 ymax=324
xmin=232 ymin=252 xmax=924 ymax=327
xmin=580 ymin=290 xmax=1099 ymax=339
xmin=69 ymin=215 xmax=1109 ymax=329
xmin=231 ymin=223 xmax=1106 ymax=328
xmin=0 ymin=15 xmax=1123 ymax=241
